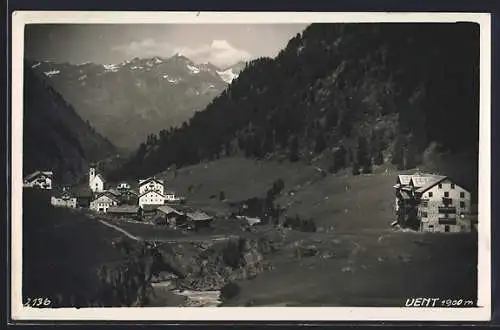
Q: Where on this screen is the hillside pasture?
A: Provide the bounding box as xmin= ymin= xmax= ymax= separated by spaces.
xmin=153 ymin=157 xmax=478 ymax=307
xmin=21 ymin=189 xmax=127 ymax=306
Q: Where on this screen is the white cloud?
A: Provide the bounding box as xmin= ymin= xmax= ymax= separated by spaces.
xmin=112 ymin=38 xmax=251 ymax=67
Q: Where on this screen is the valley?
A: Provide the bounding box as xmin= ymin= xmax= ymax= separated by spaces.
xmin=20 ymin=22 xmax=481 ymax=310
xmin=22 ymin=157 xmax=477 ymax=307
xmin=28 ymin=56 xmax=246 ymax=150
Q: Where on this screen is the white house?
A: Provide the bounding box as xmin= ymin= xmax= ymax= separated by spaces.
xmin=51 ymin=190 xmax=77 ymax=208
xmin=394 ymin=173 xmax=473 ymax=233
xmin=165 ymin=190 xmax=181 ymax=202
xmin=138 ymin=190 xmax=165 ymax=208
xmin=23 ymin=171 xmax=53 ymax=190
xmin=117 ymin=182 xmax=131 ymax=190
xmin=90 ymin=191 xmax=119 ymax=213
xmin=138 ymin=177 xmax=164 ymax=195
xmin=89 ymin=165 xmax=105 ymax=193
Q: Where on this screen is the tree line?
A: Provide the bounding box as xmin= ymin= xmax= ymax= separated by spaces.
xmin=109 ymin=22 xmax=479 ymax=180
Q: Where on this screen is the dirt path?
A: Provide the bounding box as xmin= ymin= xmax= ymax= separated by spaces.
xmin=98 ymin=217 xmax=238 ymax=244
xmin=98 ymin=219 xmax=142 ymax=241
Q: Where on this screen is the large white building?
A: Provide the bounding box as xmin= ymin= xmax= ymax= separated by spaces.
xmin=89 ymin=165 xmax=105 ymax=193
xmin=139 ymin=190 xmax=166 ymax=208
xmin=23 ymin=171 xmax=53 ymax=190
xmin=139 ymin=177 xmax=164 ymax=195
xmin=394 ymin=173 xmax=473 ymax=233
xmin=138 ymin=177 xmax=165 ymax=208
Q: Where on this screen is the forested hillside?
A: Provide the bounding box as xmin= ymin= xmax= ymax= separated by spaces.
xmin=112 ymin=23 xmax=479 ymax=181
xmin=23 ymin=64 xmax=116 ymax=184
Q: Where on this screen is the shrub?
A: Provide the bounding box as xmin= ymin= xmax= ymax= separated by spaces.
xmin=221 ymin=239 xmax=244 ymax=269
xmin=352 ymin=163 xmax=360 ymax=176
xmin=220 ymin=282 xmax=240 ymax=302
xmin=153 ymin=216 xmax=167 ymax=226
xmin=283 ymin=215 xmax=316 ymax=232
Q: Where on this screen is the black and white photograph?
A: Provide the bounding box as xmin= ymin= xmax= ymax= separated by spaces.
xmin=10 ymin=11 xmax=491 ymax=321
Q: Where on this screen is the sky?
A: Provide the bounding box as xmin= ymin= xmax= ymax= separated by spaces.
xmin=24 ymin=24 xmax=308 ymax=68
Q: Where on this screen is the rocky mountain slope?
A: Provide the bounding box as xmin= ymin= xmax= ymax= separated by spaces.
xmin=28 ymin=56 xmax=246 ymax=150
xmin=113 ymin=23 xmax=479 ymax=181
xmin=23 ymin=64 xmax=116 ymax=184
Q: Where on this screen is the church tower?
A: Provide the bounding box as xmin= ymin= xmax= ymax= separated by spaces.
xmin=89 ymin=164 xmax=96 ymax=190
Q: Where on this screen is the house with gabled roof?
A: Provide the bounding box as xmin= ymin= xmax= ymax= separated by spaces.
xmin=394 ymin=172 xmax=473 ymax=232
xmin=153 ymin=205 xmax=185 ymax=226
xmin=186 ymin=211 xmax=213 ymax=230
xmin=23 ymin=170 xmax=53 ymax=190
xmin=138 ymin=189 xmax=165 ymax=208
xmin=51 ymin=188 xmax=77 ymax=208
xmin=139 ymin=177 xmax=164 ymax=195
xmin=90 ymin=191 xmax=119 ymax=213
xmin=71 ymin=185 xmax=93 ymax=208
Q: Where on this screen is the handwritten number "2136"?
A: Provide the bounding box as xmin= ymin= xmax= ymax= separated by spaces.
xmin=24 ymin=297 xmax=51 ymax=307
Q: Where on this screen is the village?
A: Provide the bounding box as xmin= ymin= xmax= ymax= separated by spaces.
xmin=23 ymin=165 xmax=216 ymax=233
xmin=23 ymin=164 xmax=478 ymax=234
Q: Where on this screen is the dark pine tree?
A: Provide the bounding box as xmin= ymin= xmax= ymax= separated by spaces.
xmin=289 ymin=136 xmax=299 ymax=162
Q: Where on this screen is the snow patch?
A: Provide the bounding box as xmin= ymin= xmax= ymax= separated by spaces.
xmin=44 ymin=69 xmax=60 ymax=77
xmin=186 ymin=64 xmax=200 ymax=74
xmin=130 ymin=66 xmax=143 ymax=70
xmin=103 ymin=64 xmax=119 ymax=72
xmin=217 ymin=68 xmax=238 ymax=84
xmin=31 ymin=62 xmax=41 ymax=69
xmin=78 ymin=74 xmax=87 ymax=81
xmin=162 ymin=75 xmax=180 ymax=84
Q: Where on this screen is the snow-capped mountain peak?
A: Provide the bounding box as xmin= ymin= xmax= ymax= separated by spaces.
xmin=103 ymin=64 xmax=120 ymax=72
xmin=186 ymin=64 xmax=201 ymax=74
xmin=216 ymin=68 xmax=238 ymax=84
xmin=26 ymin=54 xmax=248 ymax=149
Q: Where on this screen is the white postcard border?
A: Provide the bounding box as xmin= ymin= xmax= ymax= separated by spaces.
xmin=10 ymin=11 xmax=492 ymax=321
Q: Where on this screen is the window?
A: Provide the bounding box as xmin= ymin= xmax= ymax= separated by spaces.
xmin=460 ymin=201 xmax=465 ymax=208
xmin=445 ymin=225 xmax=450 ymax=232
xmin=421 ymin=201 xmax=428 ymax=207
xmin=460 ymin=192 xmax=465 ymax=198
xmin=421 ymin=212 xmax=428 ymax=218
xmin=438 ymin=184 xmax=442 ymax=189
xmin=428 ymin=225 xmax=434 ymax=232
xmin=444 ymin=191 xmax=449 ymax=197
xmin=451 ymin=183 xmax=455 ymax=189
xmin=428 ymin=192 xmax=433 ymax=198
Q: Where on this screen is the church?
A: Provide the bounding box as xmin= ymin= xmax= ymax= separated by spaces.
xmin=88 ymin=164 xmax=106 ymax=193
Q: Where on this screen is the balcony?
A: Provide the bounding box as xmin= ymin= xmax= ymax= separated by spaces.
xmin=441 ymin=197 xmax=453 ymax=205
xmin=438 ymin=206 xmax=456 ymax=214
xmin=439 ymin=218 xmax=457 ymax=225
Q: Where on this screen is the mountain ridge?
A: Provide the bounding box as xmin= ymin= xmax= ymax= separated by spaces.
xmin=28 ymin=55 xmax=247 ymax=150
xmin=111 ymin=23 xmax=479 ymax=182
xmin=23 ymin=64 xmax=117 ymax=184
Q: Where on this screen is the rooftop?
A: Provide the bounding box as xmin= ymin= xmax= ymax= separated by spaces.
xmin=107 ymin=205 xmax=140 ymax=214
xmin=24 ymin=170 xmax=54 ymax=181
xmin=141 ymin=204 xmax=165 ymax=212
xmin=157 ymin=205 xmax=184 ymax=216
xmin=186 ymin=211 xmax=213 ymax=221
xmin=397 ymin=173 xmax=446 ymax=188
xmin=139 ymin=177 xmax=164 ymax=186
